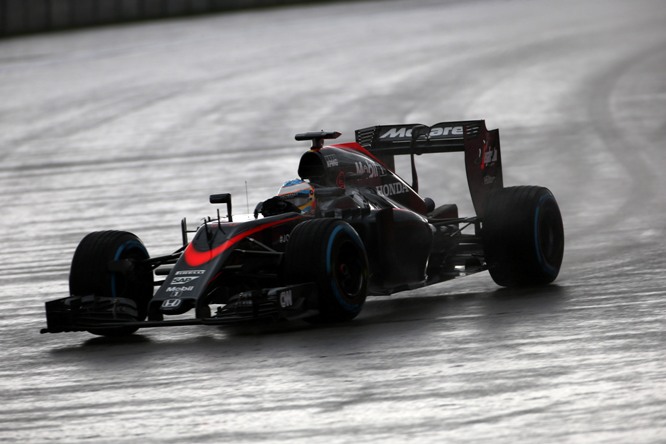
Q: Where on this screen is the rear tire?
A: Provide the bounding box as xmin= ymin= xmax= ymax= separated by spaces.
xmin=482 ymin=186 xmax=564 ymax=287
xmin=284 ymin=219 xmax=369 ymax=322
xmin=69 ymin=231 xmax=153 ymax=336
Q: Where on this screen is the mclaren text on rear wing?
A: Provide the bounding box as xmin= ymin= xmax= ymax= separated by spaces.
xmin=355 ymin=120 xmax=503 ymax=217
xmin=355 ymin=120 xmax=489 ymax=156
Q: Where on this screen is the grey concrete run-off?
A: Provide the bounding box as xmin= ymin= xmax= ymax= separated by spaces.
xmin=0 ymin=0 xmax=344 ymax=36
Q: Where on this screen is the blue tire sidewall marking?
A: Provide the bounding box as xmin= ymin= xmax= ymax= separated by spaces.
xmin=533 ymin=193 xmax=558 ymax=277
xmin=326 ymin=224 xmax=365 ymax=312
xmin=111 ymin=240 xmax=147 ymax=299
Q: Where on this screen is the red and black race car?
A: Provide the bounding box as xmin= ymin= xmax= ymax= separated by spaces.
xmin=42 ymin=120 xmax=564 ymax=336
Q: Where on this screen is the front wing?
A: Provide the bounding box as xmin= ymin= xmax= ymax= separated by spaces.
xmin=41 ymin=283 xmax=318 ymax=334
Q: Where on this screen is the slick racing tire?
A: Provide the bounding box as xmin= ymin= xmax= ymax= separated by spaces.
xmin=285 ymin=219 xmax=369 ymax=323
xmin=69 ymin=231 xmax=153 ymax=336
xmin=482 ymin=186 xmax=564 ymax=287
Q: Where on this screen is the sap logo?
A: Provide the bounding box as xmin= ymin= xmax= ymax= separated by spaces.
xmin=376 ymin=182 xmax=408 ymax=197
xmin=175 ymin=269 xmax=206 ymax=276
xmin=279 ymin=290 xmax=293 ymax=308
xmin=355 ymin=161 xmax=386 ymax=179
xmin=380 ymin=126 xmax=464 ymax=139
xmin=171 ymin=276 xmax=199 ymax=285
xmin=166 ymin=286 xmax=194 ymax=292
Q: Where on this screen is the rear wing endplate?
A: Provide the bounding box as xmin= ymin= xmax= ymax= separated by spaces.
xmin=355 ymin=120 xmax=503 ymax=217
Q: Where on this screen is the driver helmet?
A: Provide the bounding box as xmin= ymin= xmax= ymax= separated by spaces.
xmin=277 ymin=179 xmax=316 ymax=214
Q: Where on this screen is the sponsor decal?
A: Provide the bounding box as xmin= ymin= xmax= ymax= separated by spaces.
xmin=481 ymin=144 xmax=499 ymax=170
xmin=279 ymin=234 xmax=291 ymax=244
xmin=483 ymin=175 xmax=496 ymax=185
xmin=161 ymin=299 xmax=182 ymax=309
xmin=175 ymin=270 xmax=206 ymax=275
xmin=279 ymin=290 xmax=293 ymax=308
xmin=324 ymin=155 xmax=339 ymax=167
xmin=171 ymin=276 xmax=199 ymax=285
xmin=166 ymin=286 xmax=194 ymax=292
xmin=380 ymin=126 xmax=464 ymax=139
xmin=376 ymin=182 xmax=409 ymax=197
xmin=355 ymin=160 xmax=386 ymax=179
xmin=184 ymin=215 xmax=303 ymax=267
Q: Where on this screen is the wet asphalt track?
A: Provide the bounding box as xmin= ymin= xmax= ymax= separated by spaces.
xmin=1 ymin=0 xmax=665 ymax=442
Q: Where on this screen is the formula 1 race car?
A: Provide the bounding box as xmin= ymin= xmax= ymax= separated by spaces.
xmin=42 ymin=120 xmax=564 ymax=336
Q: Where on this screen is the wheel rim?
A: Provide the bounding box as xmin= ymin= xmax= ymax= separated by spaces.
xmin=334 ymin=240 xmax=365 ymax=298
xmin=111 ymin=241 xmax=152 ymax=319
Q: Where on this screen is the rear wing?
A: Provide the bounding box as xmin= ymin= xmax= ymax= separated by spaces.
xmin=355 ymin=120 xmax=503 ymax=217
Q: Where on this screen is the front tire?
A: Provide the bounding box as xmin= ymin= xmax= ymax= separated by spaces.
xmin=69 ymin=231 xmax=153 ymax=336
xmin=482 ymin=186 xmax=564 ymax=287
xmin=284 ymin=219 xmax=369 ymax=322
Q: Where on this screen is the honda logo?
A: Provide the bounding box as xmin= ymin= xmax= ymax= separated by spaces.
xmin=161 ymin=299 xmax=182 ymax=309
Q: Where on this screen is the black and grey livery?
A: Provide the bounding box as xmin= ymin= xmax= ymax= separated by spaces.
xmin=42 ymin=120 xmax=564 ymax=336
